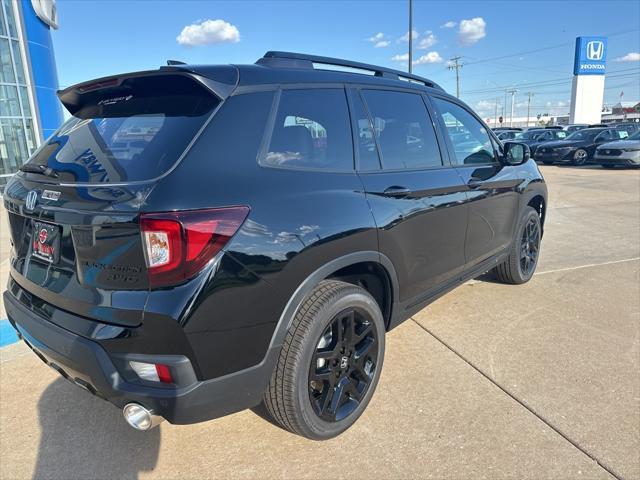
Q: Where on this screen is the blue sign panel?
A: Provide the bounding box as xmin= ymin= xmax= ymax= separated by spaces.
xmin=574 ymin=36 xmax=607 ymax=75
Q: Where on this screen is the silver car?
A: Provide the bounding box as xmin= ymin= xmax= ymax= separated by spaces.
xmin=593 ymin=131 xmax=640 ymax=168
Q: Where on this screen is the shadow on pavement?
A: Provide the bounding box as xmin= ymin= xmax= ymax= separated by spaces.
xmin=35 ymin=379 xmax=160 ymax=480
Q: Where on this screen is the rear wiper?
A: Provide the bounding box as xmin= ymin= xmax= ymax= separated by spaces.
xmin=19 ymin=164 xmax=59 ymax=178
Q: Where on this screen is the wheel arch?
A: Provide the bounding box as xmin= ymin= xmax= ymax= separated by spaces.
xmin=268 ymin=252 xmax=399 ymax=353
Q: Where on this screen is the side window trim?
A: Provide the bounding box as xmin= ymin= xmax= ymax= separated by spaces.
xmin=346 ymin=87 xmax=382 ymax=171
xmin=257 ymin=85 xmax=356 ymax=173
xmin=430 ymin=93 xmax=501 ymax=167
xmin=358 ymin=87 xmax=447 ymax=172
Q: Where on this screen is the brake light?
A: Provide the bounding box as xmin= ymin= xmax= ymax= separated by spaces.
xmin=140 ymin=206 xmax=249 ymax=288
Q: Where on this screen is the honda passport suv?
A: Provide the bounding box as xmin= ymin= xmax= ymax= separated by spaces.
xmin=3 ymin=52 xmax=547 ymax=440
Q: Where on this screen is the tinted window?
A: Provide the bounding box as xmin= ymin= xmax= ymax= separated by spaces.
xmin=264 ymin=89 xmax=353 ymax=171
xmin=433 ymin=97 xmax=496 ymax=165
xmin=350 ymin=92 xmax=380 ymax=170
xmin=361 ymin=90 xmax=442 ymax=170
xmin=24 ymin=75 xmax=219 ymax=183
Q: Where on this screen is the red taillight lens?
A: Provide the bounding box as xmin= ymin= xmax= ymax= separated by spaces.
xmin=140 ymin=206 xmax=249 ymax=288
xmin=155 ymin=364 xmax=173 ymax=384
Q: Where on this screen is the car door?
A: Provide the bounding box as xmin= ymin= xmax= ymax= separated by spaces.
xmin=348 ymin=87 xmax=469 ymax=305
xmin=429 ymin=95 xmax=525 ymax=270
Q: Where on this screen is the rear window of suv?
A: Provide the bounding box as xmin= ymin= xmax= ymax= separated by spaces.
xmin=23 ymin=74 xmax=220 ymax=183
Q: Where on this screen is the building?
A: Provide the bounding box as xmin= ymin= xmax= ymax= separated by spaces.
xmin=0 ymin=0 xmax=62 ymax=189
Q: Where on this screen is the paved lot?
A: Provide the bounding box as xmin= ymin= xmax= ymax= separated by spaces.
xmin=1 ymin=165 xmax=639 ymax=480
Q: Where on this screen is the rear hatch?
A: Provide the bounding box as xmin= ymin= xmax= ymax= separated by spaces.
xmin=3 ymin=71 xmax=225 ymax=327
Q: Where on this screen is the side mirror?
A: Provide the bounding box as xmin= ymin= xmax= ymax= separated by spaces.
xmin=503 ymin=142 xmax=530 ymax=165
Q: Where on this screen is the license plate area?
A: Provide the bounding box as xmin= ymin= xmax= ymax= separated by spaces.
xmin=31 ymin=221 xmax=61 ymax=264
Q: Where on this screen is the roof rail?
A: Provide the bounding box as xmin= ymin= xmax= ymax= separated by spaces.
xmin=256 ymin=51 xmax=443 ymax=90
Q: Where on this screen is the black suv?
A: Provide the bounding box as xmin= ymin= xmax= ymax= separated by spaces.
xmin=3 ymin=52 xmax=547 ymax=440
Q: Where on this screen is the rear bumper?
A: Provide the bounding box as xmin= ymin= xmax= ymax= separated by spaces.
xmin=3 ymin=289 xmax=277 ymax=425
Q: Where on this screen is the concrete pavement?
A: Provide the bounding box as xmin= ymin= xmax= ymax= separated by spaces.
xmin=1 ymin=165 xmax=639 ymax=479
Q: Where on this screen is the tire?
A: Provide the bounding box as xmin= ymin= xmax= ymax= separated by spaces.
xmin=573 ymin=148 xmax=589 ymax=165
xmin=263 ymin=280 xmax=385 ymax=440
xmin=493 ymin=206 xmax=542 ymax=284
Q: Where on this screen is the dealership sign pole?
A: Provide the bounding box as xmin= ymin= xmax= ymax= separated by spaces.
xmin=569 ymin=36 xmax=607 ymax=124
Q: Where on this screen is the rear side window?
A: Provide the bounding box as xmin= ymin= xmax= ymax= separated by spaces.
xmin=350 ymin=92 xmax=381 ymax=171
xmin=264 ymin=89 xmax=353 ymax=171
xmin=361 ymin=90 xmax=442 ymax=170
xmin=432 ymin=97 xmax=497 ymax=166
xmin=25 ymin=75 xmax=219 ymax=183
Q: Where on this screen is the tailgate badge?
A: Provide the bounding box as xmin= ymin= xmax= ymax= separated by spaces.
xmin=25 ymin=191 xmax=38 ymax=211
xmin=42 ymin=190 xmax=61 ymax=201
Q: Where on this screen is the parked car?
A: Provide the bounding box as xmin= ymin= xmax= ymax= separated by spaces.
xmin=613 ymin=123 xmax=640 ymax=136
xmin=496 ymin=130 xmax=520 ymax=140
xmin=3 ymin=51 xmax=547 ymax=440
xmin=493 ymin=127 xmax=522 ymax=132
xmin=592 ymin=130 xmax=640 ymax=168
xmin=515 ymin=129 xmax=568 ymax=155
xmin=534 ymin=127 xmax=625 ymax=165
xmin=566 ymin=124 xmax=589 ymax=134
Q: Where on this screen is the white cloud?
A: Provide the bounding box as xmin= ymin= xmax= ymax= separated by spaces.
xmin=475 ymin=100 xmax=495 ymax=113
xmin=418 ymin=33 xmax=437 ymax=49
xmin=413 ymin=51 xmax=443 ymax=65
xmin=392 ymin=51 xmax=443 ymax=65
xmin=458 ymin=17 xmax=486 ymax=46
xmin=398 ymin=30 xmax=419 ymax=43
xmin=391 ymin=53 xmax=409 ymax=62
xmin=177 ymin=19 xmax=240 ymax=46
xmin=367 ymin=33 xmax=390 ymax=48
xmin=614 ymin=52 xmax=640 ymax=62
xmin=441 ymin=21 xmax=457 ymax=29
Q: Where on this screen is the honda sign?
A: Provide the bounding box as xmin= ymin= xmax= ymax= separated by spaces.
xmin=573 ymin=36 xmax=607 ymax=75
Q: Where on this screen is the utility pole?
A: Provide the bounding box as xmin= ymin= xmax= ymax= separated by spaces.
xmin=408 ymin=0 xmax=413 ymax=73
xmin=526 ymin=92 xmax=534 ymax=127
xmin=447 ymin=56 xmax=463 ymax=98
xmin=507 ymin=89 xmax=518 ymax=127
xmin=494 ymin=98 xmax=499 ymax=128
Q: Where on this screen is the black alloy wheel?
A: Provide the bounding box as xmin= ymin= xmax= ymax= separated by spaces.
xmin=519 ymin=216 xmax=540 ymax=277
xmin=308 ymin=308 xmax=378 ymax=422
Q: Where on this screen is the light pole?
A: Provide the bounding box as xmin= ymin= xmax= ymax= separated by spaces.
xmin=508 ymin=89 xmax=518 ymax=127
xmin=526 ymin=92 xmax=534 ymax=127
xmin=408 ymin=0 xmax=413 ymax=73
xmin=494 ymin=97 xmax=499 ymax=128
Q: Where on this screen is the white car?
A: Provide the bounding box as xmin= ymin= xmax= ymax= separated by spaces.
xmin=593 ymin=131 xmax=640 ymax=168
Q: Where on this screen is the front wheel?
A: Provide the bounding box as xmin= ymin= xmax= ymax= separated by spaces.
xmin=263 ymin=280 xmax=385 ymax=440
xmin=493 ymin=206 xmax=542 ymax=284
xmin=573 ymin=148 xmax=589 ymax=165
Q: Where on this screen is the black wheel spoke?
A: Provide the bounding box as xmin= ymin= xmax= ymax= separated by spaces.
xmin=308 ymin=306 xmax=379 ymax=422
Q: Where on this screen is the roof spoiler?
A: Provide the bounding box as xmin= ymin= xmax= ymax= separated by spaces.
xmin=57 ymin=67 xmax=238 ymax=115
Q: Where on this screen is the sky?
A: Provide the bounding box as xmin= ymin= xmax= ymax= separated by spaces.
xmin=50 ymin=0 xmax=640 ymax=120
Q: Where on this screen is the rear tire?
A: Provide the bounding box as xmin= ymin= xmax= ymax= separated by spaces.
xmin=263 ymin=280 xmax=385 ymax=440
xmin=493 ymin=206 xmax=542 ymax=284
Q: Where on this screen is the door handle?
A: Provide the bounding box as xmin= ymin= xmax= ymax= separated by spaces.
xmin=382 ymin=186 xmax=412 ymax=198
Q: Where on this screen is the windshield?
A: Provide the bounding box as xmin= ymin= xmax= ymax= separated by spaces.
xmin=23 ymin=75 xmax=220 ymax=183
xmin=627 ymin=131 xmax=640 ymax=141
xmin=515 ymin=131 xmax=542 ymax=140
xmin=565 ymin=129 xmax=601 ymax=141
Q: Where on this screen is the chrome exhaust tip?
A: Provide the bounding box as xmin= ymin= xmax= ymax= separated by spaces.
xmin=122 ymin=403 xmax=164 ymax=431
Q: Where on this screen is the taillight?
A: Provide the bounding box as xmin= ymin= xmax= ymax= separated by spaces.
xmin=140 ymin=206 xmax=249 ymax=288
